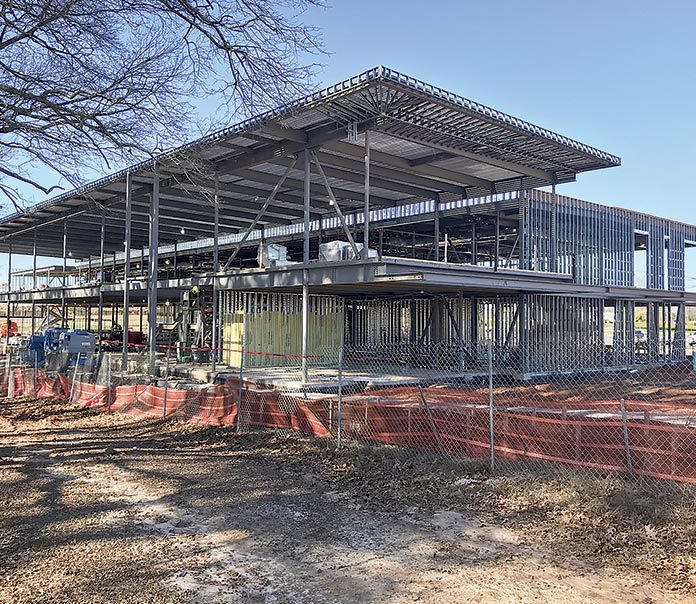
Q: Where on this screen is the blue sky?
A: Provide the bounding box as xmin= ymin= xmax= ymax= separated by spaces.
xmin=3 ymin=0 xmax=696 ymax=280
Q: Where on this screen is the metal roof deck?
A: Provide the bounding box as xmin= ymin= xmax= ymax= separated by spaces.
xmin=0 ymin=66 xmax=621 ymax=258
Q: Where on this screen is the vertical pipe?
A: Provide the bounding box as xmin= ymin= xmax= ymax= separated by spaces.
xmin=363 ymin=130 xmax=371 ymax=259
xmin=62 ymin=221 xmax=67 ymax=327
xmin=303 ymin=149 xmax=310 ymax=265
xmin=98 ymin=210 xmax=105 ymax=341
xmin=212 ymin=175 xmax=220 ymax=371
xmin=122 ymin=172 xmax=132 ymax=369
xmin=148 ymin=165 xmax=160 ymax=365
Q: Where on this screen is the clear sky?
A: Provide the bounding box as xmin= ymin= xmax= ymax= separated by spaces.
xmin=3 ymin=0 xmax=696 ymax=281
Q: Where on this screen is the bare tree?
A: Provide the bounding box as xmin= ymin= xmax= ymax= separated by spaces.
xmin=0 ymin=0 xmax=325 ymax=208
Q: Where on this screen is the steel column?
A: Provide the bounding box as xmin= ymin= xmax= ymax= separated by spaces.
xmin=5 ymin=243 xmax=11 ymax=346
xmin=97 ymin=210 xmax=105 ymax=339
xmin=122 ymin=172 xmax=132 ymax=368
xmin=363 ymin=130 xmax=371 ymax=259
xmin=494 ymin=210 xmax=500 ymax=271
xmin=301 ymin=282 xmax=309 ymax=382
xmin=303 ymin=149 xmax=311 ymax=265
xmin=62 ymin=221 xmax=67 ymax=327
xmin=148 ymin=165 xmax=160 ymax=364
xmin=471 ymin=222 xmax=478 ymax=265
xmin=212 ymin=176 xmax=220 ymax=371
xmin=434 ymin=193 xmax=440 ymax=262
xmin=31 ymin=231 xmax=37 ymax=334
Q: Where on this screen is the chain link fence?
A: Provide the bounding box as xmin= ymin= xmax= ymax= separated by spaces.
xmin=1 ymin=341 xmax=695 ymax=498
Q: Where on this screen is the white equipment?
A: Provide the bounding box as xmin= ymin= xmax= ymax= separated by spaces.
xmin=258 ymin=243 xmax=292 ymax=268
xmin=318 ymin=241 xmax=377 ymax=262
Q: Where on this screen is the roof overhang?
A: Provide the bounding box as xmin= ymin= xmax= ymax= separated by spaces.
xmin=0 ymin=66 xmax=621 ymax=258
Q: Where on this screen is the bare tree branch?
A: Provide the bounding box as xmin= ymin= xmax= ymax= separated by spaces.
xmin=0 ymin=0 xmax=326 ymax=208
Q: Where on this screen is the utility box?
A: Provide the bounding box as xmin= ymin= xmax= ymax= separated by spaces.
xmin=318 ymin=241 xmax=377 ymax=262
xmin=57 ymin=330 xmax=96 ymax=356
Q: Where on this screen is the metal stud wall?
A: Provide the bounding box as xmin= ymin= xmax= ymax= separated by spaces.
xmin=524 ymin=191 xmax=696 ymax=291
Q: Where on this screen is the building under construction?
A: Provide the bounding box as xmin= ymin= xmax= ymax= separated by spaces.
xmin=1 ymin=67 xmax=695 ymax=381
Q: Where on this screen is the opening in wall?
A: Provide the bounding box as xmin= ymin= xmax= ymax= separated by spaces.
xmin=634 ymin=231 xmax=648 ymax=289
xmin=686 ymin=240 xmax=696 ymax=293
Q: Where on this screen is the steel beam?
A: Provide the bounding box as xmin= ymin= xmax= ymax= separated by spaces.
xmin=322 ymin=140 xmax=494 ymax=192
xmin=380 ymin=117 xmax=557 ymax=183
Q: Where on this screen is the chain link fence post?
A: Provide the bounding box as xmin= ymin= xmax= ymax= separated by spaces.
xmin=620 ymin=397 xmax=634 ymax=478
xmin=236 ymin=345 xmax=244 ymax=432
xmin=6 ymin=348 xmax=13 ymax=399
xmin=33 ymin=349 xmax=38 ymax=397
xmin=106 ymin=352 xmax=112 ymax=413
xmin=337 ymin=346 xmax=343 ymax=449
xmin=70 ymin=353 xmax=81 ymax=403
xmin=488 ymin=339 xmax=495 ymax=474
xmin=162 ymin=348 xmax=170 ymax=419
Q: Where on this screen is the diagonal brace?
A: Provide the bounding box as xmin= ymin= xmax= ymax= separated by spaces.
xmin=223 ymin=156 xmax=298 ymax=270
xmin=311 ymin=151 xmax=360 ymax=258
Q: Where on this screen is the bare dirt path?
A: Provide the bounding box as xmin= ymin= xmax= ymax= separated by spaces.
xmin=0 ymin=397 xmax=693 ymax=603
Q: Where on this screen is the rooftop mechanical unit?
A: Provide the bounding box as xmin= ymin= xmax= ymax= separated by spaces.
xmin=318 ymin=241 xmax=377 ymax=263
xmin=258 ymin=243 xmax=293 ymax=268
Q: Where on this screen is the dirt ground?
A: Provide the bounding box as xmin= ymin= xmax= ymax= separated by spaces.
xmin=1 ymin=397 xmax=695 ymax=603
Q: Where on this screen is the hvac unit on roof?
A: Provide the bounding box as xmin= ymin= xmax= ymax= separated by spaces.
xmin=318 ymin=241 xmax=377 ymax=262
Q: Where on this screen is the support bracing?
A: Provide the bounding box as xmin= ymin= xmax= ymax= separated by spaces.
xmin=311 ymin=151 xmax=360 ymax=257
xmin=223 ymin=157 xmax=297 ymax=270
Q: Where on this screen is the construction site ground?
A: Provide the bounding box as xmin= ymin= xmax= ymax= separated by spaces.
xmin=1 ymin=396 xmax=695 ymax=604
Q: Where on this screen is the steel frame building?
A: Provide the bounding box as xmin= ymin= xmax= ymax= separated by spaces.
xmin=1 ymin=66 xmax=694 ymax=379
